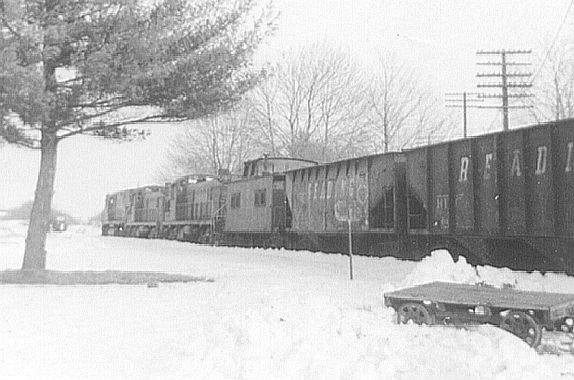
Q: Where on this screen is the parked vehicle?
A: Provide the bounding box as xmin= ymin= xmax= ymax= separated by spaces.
xmin=50 ymin=216 xmax=67 ymax=232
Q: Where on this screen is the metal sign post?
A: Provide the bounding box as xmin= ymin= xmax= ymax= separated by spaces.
xmin=347 ymin=215 xmax=354 ymax=280
xmin=335 ymin=200 xmax=363 ymax=281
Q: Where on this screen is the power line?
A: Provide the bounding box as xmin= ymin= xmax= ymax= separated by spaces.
xmin=476 ymin=50 xmax=533 ymax=131
xmin=531 ymin=0 xmax=574 ymax=81
xmin=444 ymin=92 xmax=484 ymax=138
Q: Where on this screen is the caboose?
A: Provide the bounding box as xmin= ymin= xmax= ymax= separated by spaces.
xmin=222 ymin=157 xmax=317 ymax=247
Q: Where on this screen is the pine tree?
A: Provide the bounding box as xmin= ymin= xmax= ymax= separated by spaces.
xmin=0 ymin=0 xmax=276 ymax=269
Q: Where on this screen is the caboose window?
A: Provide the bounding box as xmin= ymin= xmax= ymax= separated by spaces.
xmin=231 ymin=192 xmax=241 ymax=209
xmin=254 ymin=189 xmax=266 ymax=207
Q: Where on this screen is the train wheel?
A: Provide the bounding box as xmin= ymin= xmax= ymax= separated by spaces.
xmin=500 ymin=311 xmax=542 ymax=348
xmin=397 ymin=302 xmax=435 ymax=325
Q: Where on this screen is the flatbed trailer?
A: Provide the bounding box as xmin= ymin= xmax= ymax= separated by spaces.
xmin=384 ymin=282 xmax=574 ymax=351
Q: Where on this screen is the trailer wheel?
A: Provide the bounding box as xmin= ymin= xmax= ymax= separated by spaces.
xmin=500 ymin=311 xmax=542 ymax=348
xmin=397 ymin=302 xmax=435 ymax=325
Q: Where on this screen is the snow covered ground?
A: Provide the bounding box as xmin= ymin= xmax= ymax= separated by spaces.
xmin=1 ymin=219 xmax=574 ymax=380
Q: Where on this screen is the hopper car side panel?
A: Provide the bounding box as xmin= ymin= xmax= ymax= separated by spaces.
xmin=428 ymin=143 xmax=450 ymax=234
xmin=368 ymin=154 xmax=401 ymax=232
xmin=405 ymin=148 xmax=429 ymax=232
xmin=499 ymin=130 xmax=527 ymax=235
xmin=289 ymin=168 xmax=309 ymax=231
xmin=474 ymin=134 xmax=500 ymax=235
xmin=557 ymin=123 xmax=574 ymax=236
xmin=325 ymin=164 xmax=339 ymax=231
xmin=307 ymin=165 xmax=324 ymax=232
xmin=526 ymin=126 xmax=555 ymax=236
xmin=450 ymin=139 xmax=474 ymax=233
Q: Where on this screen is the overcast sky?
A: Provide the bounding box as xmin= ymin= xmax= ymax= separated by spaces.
xmin=0 ymin=0 xmax=572 ymax=218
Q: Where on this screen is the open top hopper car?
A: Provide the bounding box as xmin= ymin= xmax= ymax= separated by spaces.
xmin=384 ymin=282 xmax=574 ymax=351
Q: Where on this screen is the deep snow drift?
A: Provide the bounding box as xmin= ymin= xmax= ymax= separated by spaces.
xmin=1 ymin=220 xmax=573 ymax=380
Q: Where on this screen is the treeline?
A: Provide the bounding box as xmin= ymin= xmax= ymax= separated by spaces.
xmin=158 ymin=43 xmax=457 ymax=179
xmin=0 ymin=201 xmax=81 ymax=224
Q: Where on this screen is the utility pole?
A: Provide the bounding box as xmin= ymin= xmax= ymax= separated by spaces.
xmin=476 ymin=50 xmax=533 ymax=131
xmin=445 ymin=92 xmax=484 ymax=138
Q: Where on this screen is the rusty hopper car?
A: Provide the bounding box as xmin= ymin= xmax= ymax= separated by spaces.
xmin=223 ymin=157 xmax=317 ymax=247
xmin=284 ymin=152 xmax=410 ymax=255
xmin=384 ymin=282 xmax=574 ymax=351
xmin=161 ymin=174 xmax=227 ymax=243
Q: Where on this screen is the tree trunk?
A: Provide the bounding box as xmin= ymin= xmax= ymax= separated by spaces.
xmin=22 ymin=131 xmax=58 ymax=270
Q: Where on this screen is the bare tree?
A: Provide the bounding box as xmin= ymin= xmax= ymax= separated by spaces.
xmin=250 ymin=43 xmax=372 ymax=162
xmin=158 ymin=105 xmax=259 ymax=179
xmin=400 ymin=92 xmax=458 ymax=148
xmin=528 ymin=41 xmax=574 ymax=122
xmin=367 ymin=53 xmax=453 ymax=152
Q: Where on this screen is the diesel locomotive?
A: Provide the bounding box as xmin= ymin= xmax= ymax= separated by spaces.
xmin=102 ymin=119 xmax=574 ymax=274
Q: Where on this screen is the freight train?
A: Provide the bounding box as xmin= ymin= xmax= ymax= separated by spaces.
xmin=102 ymin=119 xmax=574 ymax=274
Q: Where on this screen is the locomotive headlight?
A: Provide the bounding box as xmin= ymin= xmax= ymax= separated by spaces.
xmin=566 ymin=317 xmax=574 ymax=326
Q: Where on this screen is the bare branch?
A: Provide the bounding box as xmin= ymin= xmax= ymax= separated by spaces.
xmin=57 ymin=114 xmax=168 ymax=140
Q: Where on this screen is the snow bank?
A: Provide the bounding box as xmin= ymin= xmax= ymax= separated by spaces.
xmin=0 ymin=219 xmax=27 ymax=239
xmin=173 ymin=294 xmax=572 ymax=380
xmin=405 ymin=250 xmax=574 ymax=293
xmin=0 ymin=221 xmax=28 ymax=267
xmin=1 ymin=222 xmax=574 ymax=379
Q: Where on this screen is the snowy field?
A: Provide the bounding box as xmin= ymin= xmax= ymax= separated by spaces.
xmin=1 ymin=220 xmax=574 ymax=380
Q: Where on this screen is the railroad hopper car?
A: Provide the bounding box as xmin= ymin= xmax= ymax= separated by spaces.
xmin=283 ymin=120 xmax=574 ymax=274
xmin=161 ymin=174 xmax=227 ymax=243
xmin=222 ymin=157 xmax=318 ymax=247
xmin=404 ymin=119 xmax=574 ymax=272
xmin=284 ymin=152 xmax=410 ymax=254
